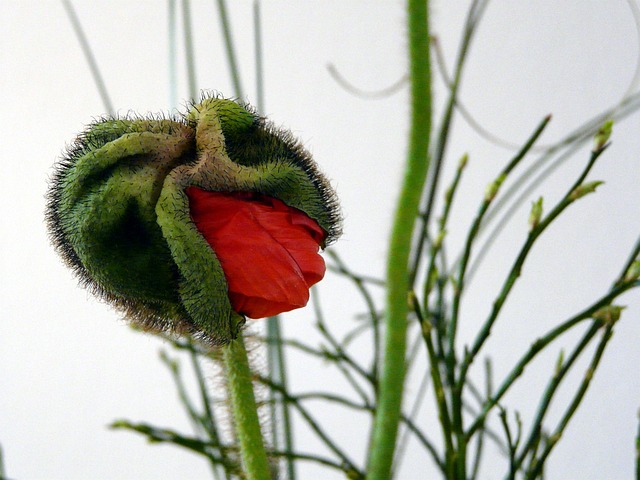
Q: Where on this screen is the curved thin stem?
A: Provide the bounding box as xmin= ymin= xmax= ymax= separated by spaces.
xmin=61 ymin=0 xmax=114 ymax=115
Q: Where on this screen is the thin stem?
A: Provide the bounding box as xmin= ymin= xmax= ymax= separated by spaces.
xmin=367 ymin=2 xmax=431 ymax=478
xmin=615 ymin=234 xmax=640 ymax=285
xmin=253 ymin=0 xmax=265 ymax=112
xmin=61 ymin=0 xmax=114 ymax=115
xmin=424 ymin=153 xmax=467 ymax=302
xmin=215 ymin=0 xmax=244 ymax=98
xmin=526 ymin=324 xmax=614 ymax=478
xmin=257 ymin=376 xmax=364 ymax=477
xmin=274 ymin=386 xmax=444 ymax=474
xmin=409 ymin=0 xmax=490 ymax=285
xmin=167 ymin=0 xmax=178 ymax=110
xmin=636 ymin=412 xmax=640 ymax=480
xmin=313 ymin=291 xmax=376 ymax=392
xmin=461 ymin=100 xmax=640 ymax=274
xmin=267 ymin=449 xmax=361 ymax=475
xmin=266 ymin=316 xmax=295 ymax=480
xmin=326 ymin=249 xmax=381 ymax=383
xmin=223 ymin=335 xmax=271 ymax=480
xmin=110 ymin=421 xmax=241 ymax=473
xmin=448 ymin=115 xmax=551 ymax=373
xmin=515 ymin=322 xmax=601 ymax=474
xmin=446 ymin=116 xmax=551 ymax=477
xmin=459 ymin=144 xmax=606 ymax=391
xmin=498 ymin=408 xmax=521 ymax=480
xmin=188 ymin=348 xmax=218 ymax=439
xmin=469 ymin=359 xmax=492 ymax=480
xmin=159 ymin=351 xmax=225 ymax=478
xmin=466 ymin=279 xmax=637 ymax=439
xmin=412 ymin=294 xmax=454 ymax=476
xmin=181 ymin=0 xmax=198 ymax=101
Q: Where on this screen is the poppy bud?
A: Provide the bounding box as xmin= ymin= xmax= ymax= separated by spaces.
xmin=46 ymin=94 xmax=341 ymax=345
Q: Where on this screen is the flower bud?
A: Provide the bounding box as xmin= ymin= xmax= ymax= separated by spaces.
xmin=592 ymin=304 xmax=625 ymax=325
xmin=46 ymin=94 xmax=342 ymax=345
xmin=593 ymin=119 xmax=613 ymax=152
xmin=624 ymin=260 xmax=640 ymax=282
xmin=529 ymin=197 xmax=543 ymax=231
xmin=569 ymin=181 xmax=604 ymax=201
xmin=485 ymin=173 xmax=506 ymax=202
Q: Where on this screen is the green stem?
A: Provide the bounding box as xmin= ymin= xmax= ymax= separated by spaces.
xmin=526 ymin=324 xmax=614 ymax=478
xmin=257 ymin=376 xmax=364 ymax=476
xmin=517 ymin=322 xmax=601 ymax=473
xmin=266 ymin=317 xmax=295 ymax=480
xmin=636 ymin=412 xmax=640 ymax=480
xmin=412 ymin=295 xmax=454 ymax=475
xmin=167 ymin=0 xmax=178 ymax=110
xmin=61 ymin=0 xmax=114 ymax=115
xmin=216 ymin=0 xmax=244 ymax=98
xmin=327 ymin=249 xmax=381 ymax=383
xmin=223 ymin=335 xmax=271 ymax=480
xmin=181 ymin=0 xmax=198 ymax=101
xmin=367 ymin=1 xmax=431 ymax=478
xmin=409 ymin=0 xmax=489 ymax=285
xmin=466 ymin=280 xmax=636 ymax=439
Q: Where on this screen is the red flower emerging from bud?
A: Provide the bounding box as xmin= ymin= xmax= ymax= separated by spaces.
xmin=187 ymin=187 xmax=327 ymax=319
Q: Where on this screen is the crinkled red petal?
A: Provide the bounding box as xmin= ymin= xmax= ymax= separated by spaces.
xmin=186 ymin=187 xmax=327 ymax=319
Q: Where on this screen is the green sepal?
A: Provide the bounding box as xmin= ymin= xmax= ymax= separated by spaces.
xmin=46 ymin=93 xmax=341 ymax=345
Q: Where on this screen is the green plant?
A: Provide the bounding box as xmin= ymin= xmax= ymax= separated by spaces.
xmin=33 ymin=1 xmax=640 ymax=479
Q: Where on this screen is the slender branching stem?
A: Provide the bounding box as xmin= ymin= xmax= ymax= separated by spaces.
xmin=469 ymin=279 xmax=636 ymax=440
xmin=327 ymin=249 xmax=381 ymax=383
xmin=159 ymin=351 xmax=226 ymax=478
xmin=515 ymin=321 xmax=601 ymax=473
xmin=446 ymin=116 xmax=551 ymax=477
xmin=526 ymin=324 xmax=614 ymax=478
xmin=412 ymin=294 xmax=455 ymax=476
xmin=256 ymin=376 xmax=364 ymax=477
xmin=469 ymin=359 xmax=492 ymax=480
xmin=409 ymin=0 xmax=490 ymax=285
xmin=459 ymin=144 xmax=607 ymax=394
xmin=423 ymin=154 xmax=467 ymax=303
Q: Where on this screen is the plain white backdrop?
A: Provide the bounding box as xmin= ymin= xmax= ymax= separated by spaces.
xmin=2 ymin=1 xmax=640 ymax=479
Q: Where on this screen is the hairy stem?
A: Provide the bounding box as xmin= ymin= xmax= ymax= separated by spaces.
xmin=223 ymin=335 xmax=271 ymax=480
xmin=367 ymin=1 xmax=431 ymax=478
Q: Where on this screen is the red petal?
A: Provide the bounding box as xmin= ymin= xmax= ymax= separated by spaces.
xmin=186 ymin=187 xmax=327 ymax=319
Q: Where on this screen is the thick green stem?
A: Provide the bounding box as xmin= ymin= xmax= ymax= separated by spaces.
xmin=367 ymin=1 xmax=431 ymax=478
xmin=223 ymin=335 xmax=271 ymax=480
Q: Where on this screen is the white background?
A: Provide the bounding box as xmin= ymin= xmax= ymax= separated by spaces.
xmin=1 ymin=1 xmax=640 ymax=479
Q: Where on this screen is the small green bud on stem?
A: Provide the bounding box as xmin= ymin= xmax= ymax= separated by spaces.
xmin=624 ymin=260 xmax=640 ymax=282
xmin=593 ymin=119 xmax=613 ymax=152
xmin=592 ymin=304 xmax=625 ymax=325
xmin=485 ymin=173 xmax=507 ymax=202
xmin=529 ymin=196 xmax=544 ymax=231
xmin=569 ymin=181 xmax=604 ymax=201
